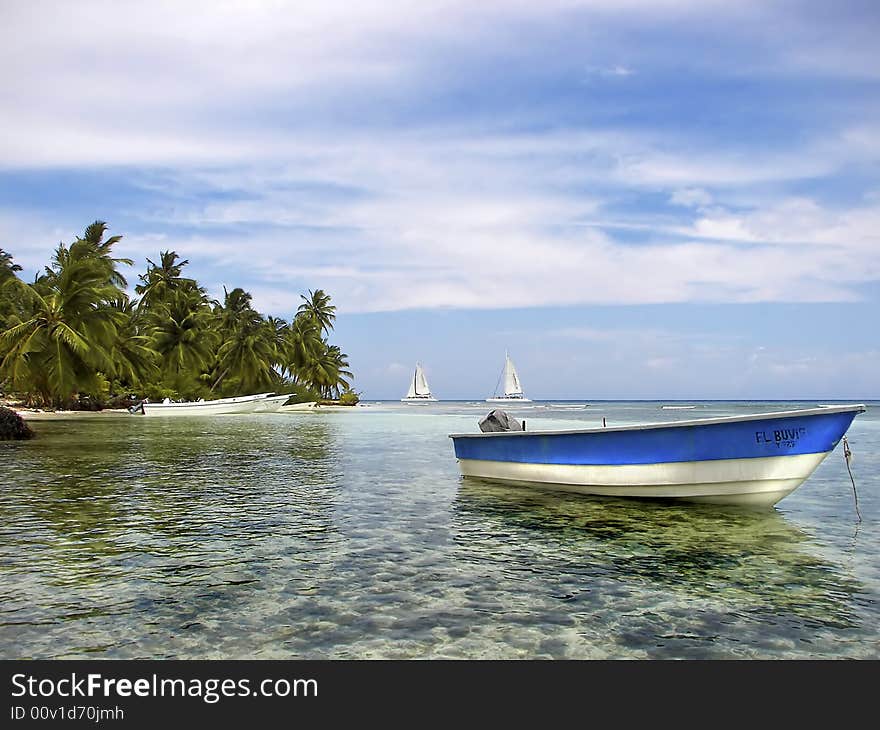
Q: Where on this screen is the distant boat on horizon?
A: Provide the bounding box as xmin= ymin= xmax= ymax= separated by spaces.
xmin=401 ymin=363 xmax=438 ymax=403
xmin=486 ymin=351 xmax=531 ymax=403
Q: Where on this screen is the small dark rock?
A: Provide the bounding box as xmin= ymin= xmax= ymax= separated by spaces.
xmin=0 ymin=406 xmax=35 ymax=440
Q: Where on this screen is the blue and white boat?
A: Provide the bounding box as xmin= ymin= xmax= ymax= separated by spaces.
xmin=449 ymin=404 xmax=866 ymax=508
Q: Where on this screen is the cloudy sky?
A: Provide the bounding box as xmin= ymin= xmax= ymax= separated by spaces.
xmin=1 ymin=0 xmax=878 ymax=399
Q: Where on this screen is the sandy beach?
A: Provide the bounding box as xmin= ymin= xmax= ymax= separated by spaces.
xmin=12 ymin=408 xmax=132 ymax=420
xmin=279 ymin=402 xmax=366 ymax=412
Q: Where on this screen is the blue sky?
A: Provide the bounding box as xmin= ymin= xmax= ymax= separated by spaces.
xmin=1 ymin=0 xmax=878 ymax=399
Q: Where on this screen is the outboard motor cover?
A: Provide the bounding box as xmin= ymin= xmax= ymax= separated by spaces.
xmin=479 ymin=409 xmax=524 ymax=433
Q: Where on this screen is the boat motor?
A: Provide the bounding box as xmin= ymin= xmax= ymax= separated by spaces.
xmin=479 ymin=409 xmax=524 ymax=433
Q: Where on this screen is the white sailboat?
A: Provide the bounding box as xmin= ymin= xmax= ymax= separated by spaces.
xmin=486 ymin=352 xmax=531 ymax=403
xmin=401 ymin=363 xmax=438 ymax=403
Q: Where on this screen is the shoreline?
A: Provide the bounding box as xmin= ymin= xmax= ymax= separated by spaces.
xmin=8 ymin=399 xmax=873 ymax=421
xmin=12 ymin=401 xmax=366 ymax=419
xmin=279 ymin=402 xmax=365 ymax=412
xmin=13 ymin=408 xmax=132 ymax=420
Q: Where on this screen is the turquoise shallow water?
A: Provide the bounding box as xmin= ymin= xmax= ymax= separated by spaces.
xmin=1 ymin=400 xmax=879 ymax=659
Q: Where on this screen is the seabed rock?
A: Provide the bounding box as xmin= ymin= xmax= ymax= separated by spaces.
xmin=0 ymin=406 xmax=35 ymax=440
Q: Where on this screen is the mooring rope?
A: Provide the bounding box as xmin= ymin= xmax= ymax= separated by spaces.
xmin=842 ymin=436 xmax=862 ymax=523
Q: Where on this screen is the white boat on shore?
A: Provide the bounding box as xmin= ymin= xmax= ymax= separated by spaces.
xmin=250 ymin=394 xmax=293 ymax=412
xmin=133 ymin=392 xmax=289 ymax=416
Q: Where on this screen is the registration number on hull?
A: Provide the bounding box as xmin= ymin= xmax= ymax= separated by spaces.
xmin=755 ymin=427 xmax=806 ymax=449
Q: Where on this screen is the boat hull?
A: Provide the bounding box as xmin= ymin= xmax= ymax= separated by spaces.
xmin=485 ymin=397 xmax=532 ymax=404
xmin=450 ymin=405 xmax=864 ymax=508
xmin=139 ymin=392 xmax=286 ymax=416
xmin=141 ymin=399 xmax=262 ymax=416
xmin=401 ymin=397 xmax=438 ymax=404
xmin=457 ymin=452 xmax=828 ymax=507
xmin=250 ymin=394 xmax=292 ymax=412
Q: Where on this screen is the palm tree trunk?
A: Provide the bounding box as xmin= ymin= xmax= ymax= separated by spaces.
xmin=210 ymin=367 xmax=230 ymax=392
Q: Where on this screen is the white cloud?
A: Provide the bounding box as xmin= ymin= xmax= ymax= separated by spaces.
xmin=165 ymin=219 xmax=876 ymax=314
xmin=670 ymin=188 xmax=713 ymax=208
xmin=682 ymin=196 xmax=880 ymax=255
xmin=2 ymin=1 xmax=878 ymax=317
xmin=6 ymin=124 xmax=879 ymax=315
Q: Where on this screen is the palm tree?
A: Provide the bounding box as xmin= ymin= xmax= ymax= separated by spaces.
xmin=135 ymin=250 xmax=193 ymax=310
xmin=0 ymin=245 xmax=122 ymax=407
xmin=149 ymin=285 xmax=218 ymax=397
xmin=0 ymin=248 xmax=22 ymax=282
xmin=209 ymin=287 xmax=278 ymax=393
xmin=2 ymin=226 xmax=356 ymax=406
xmin=0 ymin=248 xmax=25 ymax=333
xmin=283 ymin=313 xmax=323 ymax=384
xmin=297 ymin=288 xmax=336 ymax=334
xmin=212 ymin=315 xmax=278 ymax=393
xmin=326 ymin=344 xmax=353 ymax=397
xmin=265 ymin=315 xmax=288 ymax=373
xmin=74 ymin=220 xmax=133 ymax=288
xmin=302 ymin=342 xmax=353 ymax=398
xmin=107 ymin=298 xmax=159 ymax=389
xmin=216 ymin=287 xmax=254 ymax=332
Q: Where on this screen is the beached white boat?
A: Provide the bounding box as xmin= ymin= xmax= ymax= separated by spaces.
xmin=401 ymin=363 xmax=438 ymax=403
xmin=486 ymin=352 xmax=531 ymax=403
xmin=134 ymin=392 xmax=287 ymax=416
xmin=450 ymin=404 xmax=866 ymax=508
xmin=279 ymin=401 xmax=320 ymax=411
xmin=250 ymin=394 xmax=292 ymax=412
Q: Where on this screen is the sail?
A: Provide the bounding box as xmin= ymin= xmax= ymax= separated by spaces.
xmin=414 ymin=364 xmax=432 ymax=396
xmin=405 ymin=368 xmax=418 ymax=398
xmin=503 ymin=355 xmax=523 ymax=396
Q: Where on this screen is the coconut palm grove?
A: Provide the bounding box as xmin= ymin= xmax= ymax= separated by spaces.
xmin=0 ymin=221 xmax=355 ymax=409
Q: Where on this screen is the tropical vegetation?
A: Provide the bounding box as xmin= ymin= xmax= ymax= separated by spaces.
xmin=0 ymin=222 xmax=357 ymax=409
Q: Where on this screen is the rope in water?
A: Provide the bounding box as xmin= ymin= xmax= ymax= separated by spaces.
xmin=842 ymin=436 xmax=861 ymax=523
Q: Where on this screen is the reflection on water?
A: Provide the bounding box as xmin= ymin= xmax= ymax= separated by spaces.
xmin=1 ymin=403 xmax=878 ymax=659
xmin=454 ymin=479 xmax=862 ymax=631
xmin=0 ymin=416 xmax=344 ymax=658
